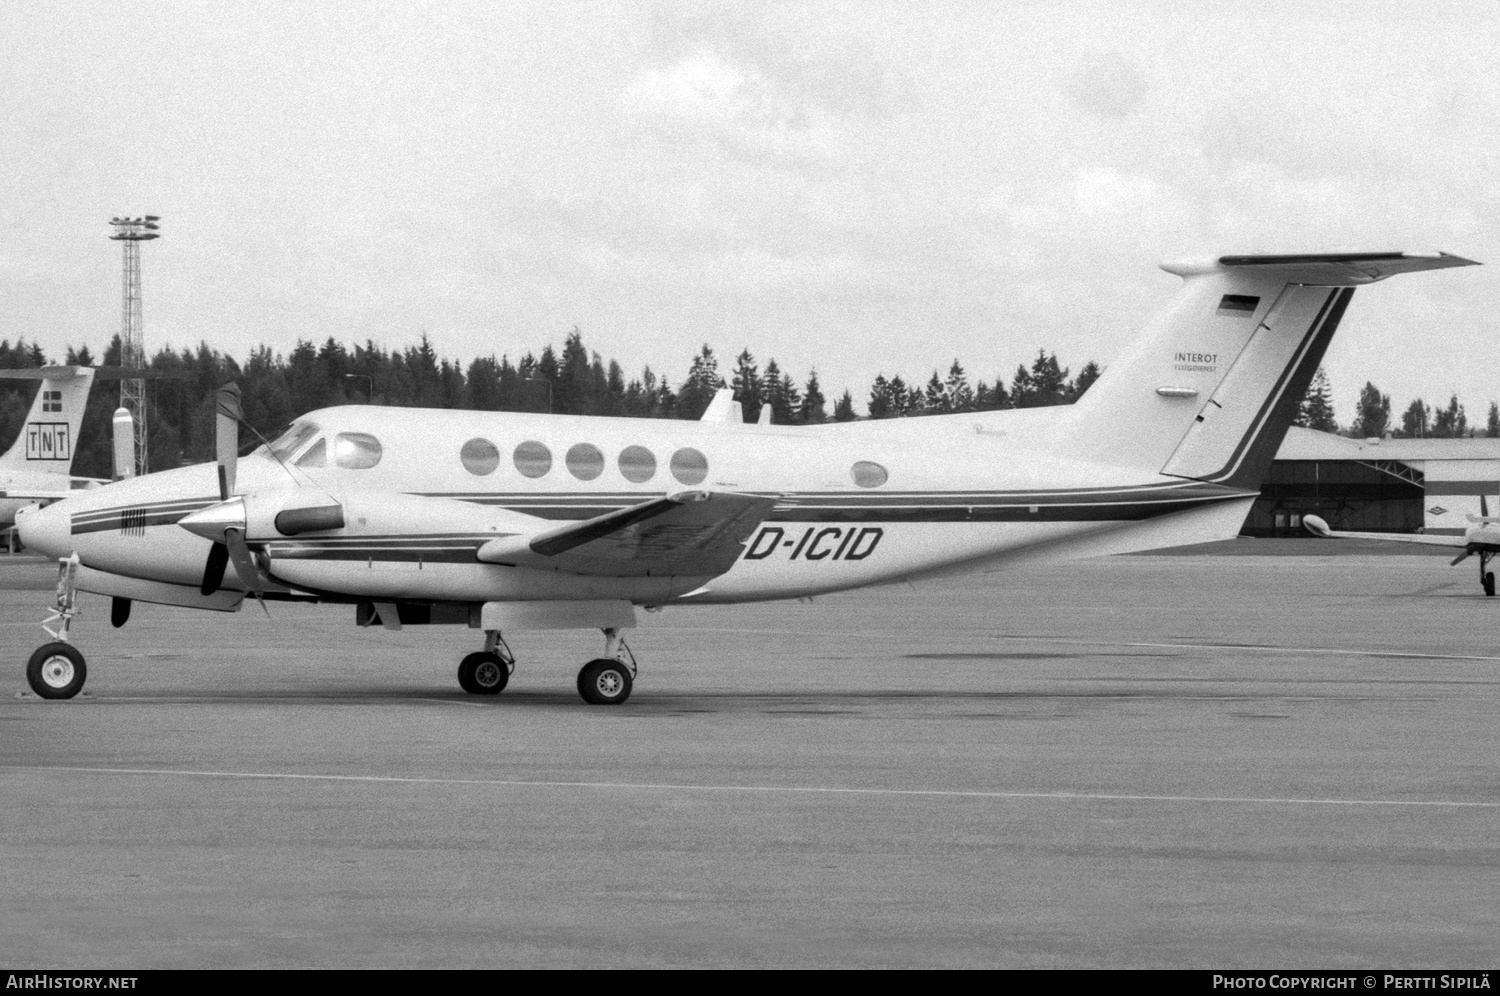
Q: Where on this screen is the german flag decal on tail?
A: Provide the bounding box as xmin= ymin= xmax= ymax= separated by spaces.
xmin=1217 ymin=294 xmax=1259 ymax=316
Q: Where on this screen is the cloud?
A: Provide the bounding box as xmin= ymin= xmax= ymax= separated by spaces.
xmin=1066 ymin=50 xmax=1150 ymax=119
xmin=641 ymin=1 xmax=916 ymax=121
xmin=623 ymin=2 xmax=916 ymax=171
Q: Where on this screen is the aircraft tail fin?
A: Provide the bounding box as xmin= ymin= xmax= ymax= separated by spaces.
xmin=0 ymin=366 xmax=97 ymax=475
xmin=1059 ymin=253 xmax=1477 ymax=490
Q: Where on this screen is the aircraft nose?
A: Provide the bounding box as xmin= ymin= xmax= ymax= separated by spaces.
xmin=15 ymin=501 xmax=72 ymax=559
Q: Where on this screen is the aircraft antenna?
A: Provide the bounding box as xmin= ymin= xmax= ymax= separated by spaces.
xmin=108 ymin=214 xmax=161 ymax=476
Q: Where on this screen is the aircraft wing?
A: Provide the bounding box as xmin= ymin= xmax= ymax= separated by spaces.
xmin=1303 ymin=515 xmax=1468 ymax=548
xmin=477 ymin=490 xmax=777 ymax=578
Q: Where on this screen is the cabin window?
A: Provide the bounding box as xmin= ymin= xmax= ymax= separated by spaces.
xmin=670 ymin=447 xmax=708 ymax=486
xmin=294 ymin=438 xmax=327 ymax=468
xmin=334 ymin=432 xmax=383 ymax=470
xmin=618 ymin=445 xmax=656 ymax=483
xmin=566 ymin=443 xmax=604 ymax=481
xmin=851 ymin=461 xmax=888 ymax=488
xmin=261 ymin=422 xmax=320 ymax=461
xmin=513 ymin=440 xmax=552 ymax=478
xmin=461 ymin=438 xmax=500 ymax=476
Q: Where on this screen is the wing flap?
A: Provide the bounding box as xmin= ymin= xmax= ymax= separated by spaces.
xmin=477 ymin=490 xmax=776 ymax=578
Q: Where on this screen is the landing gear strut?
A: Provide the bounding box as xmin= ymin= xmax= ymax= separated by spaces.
xmin=1482 ymin=552 xmax=1495 ymax=597
xmin=577 ymin=627 xmax=636 ymax=705
xmin=27 ymin=554 xmax=86 ymax=699
xmin=457 ymin=630 xmax=514 ymax=695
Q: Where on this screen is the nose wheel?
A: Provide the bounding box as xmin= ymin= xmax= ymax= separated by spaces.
xmin=27 ymin=642 xmax=86 ymax=700
xmin=577 ymin=627 xmax=636 ymax=705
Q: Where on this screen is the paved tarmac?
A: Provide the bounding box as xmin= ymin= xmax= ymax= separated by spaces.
xmin=2 ymin=548 xmax=1498 ymax=968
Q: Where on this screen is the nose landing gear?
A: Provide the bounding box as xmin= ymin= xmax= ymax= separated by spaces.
xmin=577 ymin=627 xmax=636 ymax=705
xmin=25 ymin=554 xmax=86 ymax=700
xmin=1482 ymin=552 xmax=1495 ymax=597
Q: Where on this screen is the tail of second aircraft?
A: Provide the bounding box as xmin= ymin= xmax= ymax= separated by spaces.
xmin=1058 ymin=253 xmax=1477 ymax=490
xmin=0 ymin=366 xmax=97 ymax=475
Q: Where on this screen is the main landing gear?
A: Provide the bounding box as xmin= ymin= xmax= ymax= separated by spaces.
xmin=457 ymin=630 xmax=515 ymax=695
xmin=26 ymin=555 xmax=86 ymax=699
xmin=454 ymin=626 xmax=638 ymax=705
xmin=1482 ymin=552 xmax=1496 ymax=597
xmin=577 ymin=628 xmax=636 ymax=706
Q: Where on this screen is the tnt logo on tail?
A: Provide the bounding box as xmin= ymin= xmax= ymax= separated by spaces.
xmin=25 ymin=423 xmax=71 ymax=461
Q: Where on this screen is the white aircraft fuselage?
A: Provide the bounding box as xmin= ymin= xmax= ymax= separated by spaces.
xmin=20 ymin=403 xmax=1257 ymax=607
xmin=13 ymin=251 xmax=1481 ymax=703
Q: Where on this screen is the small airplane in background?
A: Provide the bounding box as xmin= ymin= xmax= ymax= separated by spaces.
xmin=1304 ymin=497 xmax=1500 ymax=596
xmin=14 ymin=251 xmax=1481 ymax=704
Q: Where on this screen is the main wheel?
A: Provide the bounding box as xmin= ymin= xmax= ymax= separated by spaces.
xmin=1484 ymin=572 xmax=1495 ymax=597
xmin=457 ymin=651 xmax=508 ymax=695
xmin=577 ymin=658 xmax=632 ymax=705
xmin=27 ymin=642 xmax=86 ymax=700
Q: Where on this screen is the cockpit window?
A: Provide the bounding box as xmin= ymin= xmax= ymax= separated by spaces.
xmin=333 ymin=432 xmax=382 ymax=470
xmin=258 ymin=422 xmax=321 ymax=461
xmin=294 ymin=438 xmax=327 ymax=468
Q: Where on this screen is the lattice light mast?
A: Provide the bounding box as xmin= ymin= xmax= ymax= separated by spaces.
xmin=108 ymin=215 xmax=159 ymax=476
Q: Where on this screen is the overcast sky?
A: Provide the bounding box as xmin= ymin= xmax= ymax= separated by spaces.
xmin=2 ymin=0 xmax=1497 ymax=420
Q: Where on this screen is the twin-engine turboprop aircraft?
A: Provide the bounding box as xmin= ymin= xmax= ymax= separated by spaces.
xmin=1305 ymin=494 xmax=1500 ymax=596
xmin=15 ymin=252 xmax=1479 ymax=704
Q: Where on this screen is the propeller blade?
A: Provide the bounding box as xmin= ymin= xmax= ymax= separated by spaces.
xmin=223 ymin=527 xmax=270 ymax=618
xmin=215 ymin=383 xmax=242 ymax=501
xmin=1451 ymin=549 xmax=1474 ymax=567
xmin=1484 ymin=494 xmax=1490 ymax=518
xmin=200 ymin=542 xmax=229 ymax=595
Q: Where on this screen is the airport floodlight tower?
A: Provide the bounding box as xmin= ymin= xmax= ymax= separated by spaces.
xmin=108 ymin=214 xmax=160 ymax=476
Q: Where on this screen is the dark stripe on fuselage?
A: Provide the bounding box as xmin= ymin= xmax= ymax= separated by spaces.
xmin=70 ymin=481 xmax=1254 ymax=536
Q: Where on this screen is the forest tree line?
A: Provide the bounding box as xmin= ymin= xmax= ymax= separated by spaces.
xmin=0 ymin=332 xmax=1491 ymax=481
xmin=1294 ymin=367 xmax=1500 ymax=440
xmin=0 ymin=331 xmax=1103 ymax=479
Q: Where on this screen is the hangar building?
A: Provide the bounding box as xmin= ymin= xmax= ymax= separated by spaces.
xmin=1244 ymin=427 xmax=1500 ymax=537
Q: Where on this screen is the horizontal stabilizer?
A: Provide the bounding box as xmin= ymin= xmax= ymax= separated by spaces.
xmin=1215 ymin=252 xmax=1478 ymax=286
xmin=478 ymin=490 xmax=776 ymax=578
xmin=0 ymin=366 xmax=92 ymax=381
xmin=0 ymin=366 xmax=186 ymax=381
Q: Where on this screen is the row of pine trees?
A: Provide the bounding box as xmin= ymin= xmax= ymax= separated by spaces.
xmin=1 ymin=332 xmax=1493 ymax=480
xmin=1295 ymin=368 xmax=1500 ymax=439
xmin=0 ymin=332 xmax=1099 ymax=479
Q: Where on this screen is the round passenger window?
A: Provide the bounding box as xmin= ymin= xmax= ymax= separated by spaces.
xmin=513 ymin=440 xmax=552 ymax=478
xmin=852 ymin=461 xmax=888 ymax=488
xmin=460 ymin=438 xmax=500 ymax=476
xmin=566 ymin=443 xmax=604 ymax=481
xmin=333 ymin=432 xmax=382 ymax=470
xmin=670 ymin=447 xmax=708 ymax=486
xmin=618 ymin=445 xmax=656 ymax=483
